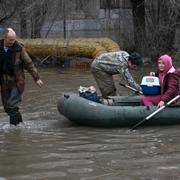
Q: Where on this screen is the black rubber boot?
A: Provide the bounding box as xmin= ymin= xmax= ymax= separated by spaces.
xmin=10 ymin=115 xmax=18 ymax=126
xmin=9 ymin=112 xmax=23 ymax=126
xmin=16 ymin=112 xmax=23 ymax=124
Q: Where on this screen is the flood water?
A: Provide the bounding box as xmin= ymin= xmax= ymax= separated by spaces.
xmin=1 ymin=66 xmax=180 ymax=180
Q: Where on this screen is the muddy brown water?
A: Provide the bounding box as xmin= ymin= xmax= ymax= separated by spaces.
xmin=0 ymin=66 xmax=180 ymax=180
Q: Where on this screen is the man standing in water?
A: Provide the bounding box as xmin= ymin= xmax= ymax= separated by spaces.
xmin=0 ymin=28 xmax=43 ymax=126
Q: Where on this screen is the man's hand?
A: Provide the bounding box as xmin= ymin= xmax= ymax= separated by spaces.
xmin=36 ymin=79 xmax=44 ymax=88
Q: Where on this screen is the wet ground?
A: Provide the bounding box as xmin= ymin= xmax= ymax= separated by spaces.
xmin=0 ymin=66 xmax=180 ymax=180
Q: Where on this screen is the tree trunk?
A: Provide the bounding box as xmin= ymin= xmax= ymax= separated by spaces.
xmin=145 ymin=0 xmax=179 ymax=57
xmin=131 ymin=0 xmax=145 ymax=54
xmin=30 ymin=1 xmax=48 ymax=38
xmin=20 ymin=1 xmax=27 ymax=38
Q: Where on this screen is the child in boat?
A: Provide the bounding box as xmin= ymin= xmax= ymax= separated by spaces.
xmin=140 ymin=54 xmax=180 ymax=107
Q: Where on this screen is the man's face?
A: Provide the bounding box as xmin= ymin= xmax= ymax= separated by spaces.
xmin=128 ymin=61 xmax=137 ymax=69
xmin=4 ymin=35 xmax=16 ymax=47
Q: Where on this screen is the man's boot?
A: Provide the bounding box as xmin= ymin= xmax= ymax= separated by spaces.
xmin=10 ymin=115 xmax=18 ymax=126
xmin=9 ymin=112 xmax=23 ymax=126
xmin=16 ymin=112 xmax=23 ymax=124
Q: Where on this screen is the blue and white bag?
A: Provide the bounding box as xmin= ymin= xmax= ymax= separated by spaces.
xmin=79 ymin=86 xmax=99 ymax=102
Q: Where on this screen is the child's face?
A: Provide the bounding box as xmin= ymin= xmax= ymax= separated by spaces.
xmin=158 ymin=59 xmax=165 ymax=72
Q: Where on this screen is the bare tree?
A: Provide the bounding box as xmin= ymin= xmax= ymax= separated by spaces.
xmin=30 ymin=0 xmax=49 ymax=38
xmin=44 ymin=1 xmax=61 ymax=38
xmin=145 ymin=0 xmax=180 ymax=57
xmin=19 ymin=0 xmax=27 ymax=38
xmin=131 ymin=0 xmax=145 ymax=54
xmin=0 ymin=0 xmax=21 ymax=24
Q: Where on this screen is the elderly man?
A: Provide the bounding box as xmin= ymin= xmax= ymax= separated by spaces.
xmin=91 ymin=51 xmax=142 ymax=98
xmin=0 ymin=28 xmax=43 ymax=126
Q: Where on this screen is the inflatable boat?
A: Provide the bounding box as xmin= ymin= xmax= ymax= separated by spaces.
xmin=57 ymin=93 xmax=180 ymax=128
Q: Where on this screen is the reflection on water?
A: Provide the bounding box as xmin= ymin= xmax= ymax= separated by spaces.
xmin=0 ymin=67 xmax=180 ymax=180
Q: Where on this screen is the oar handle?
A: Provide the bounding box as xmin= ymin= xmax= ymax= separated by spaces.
xmin=119 ymin=83 xmax=143 ymax=95
xmin=130 ymin=94 xmax=180 ymax=131
xmin=119 ymin=82 xmax=126 ymax=87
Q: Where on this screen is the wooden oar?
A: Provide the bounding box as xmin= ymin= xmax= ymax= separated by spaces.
xmin=119 ymin=82 xmax=143 ymax=95
xmin=130 ymin=94 xmax=180 ymax=131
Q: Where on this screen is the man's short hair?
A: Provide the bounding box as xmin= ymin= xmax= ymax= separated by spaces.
xmin=129 ymin=52 xmax=142 ymax=65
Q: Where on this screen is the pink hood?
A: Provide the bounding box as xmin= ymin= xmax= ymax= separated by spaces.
xmin=159 ymin=54 xmax=175 ymax=74
xmin=158 ymin=54 xmax=175 ymax=86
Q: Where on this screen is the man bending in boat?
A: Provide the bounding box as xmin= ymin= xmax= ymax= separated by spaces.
xmin=91 ymin=51 xmax=142 ymax=98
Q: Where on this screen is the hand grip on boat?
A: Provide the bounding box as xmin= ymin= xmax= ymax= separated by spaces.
xmin=119 ymin=83 xmax=143 ymax=95
xmin=130 ymin=94 xmax=180 ymax=131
